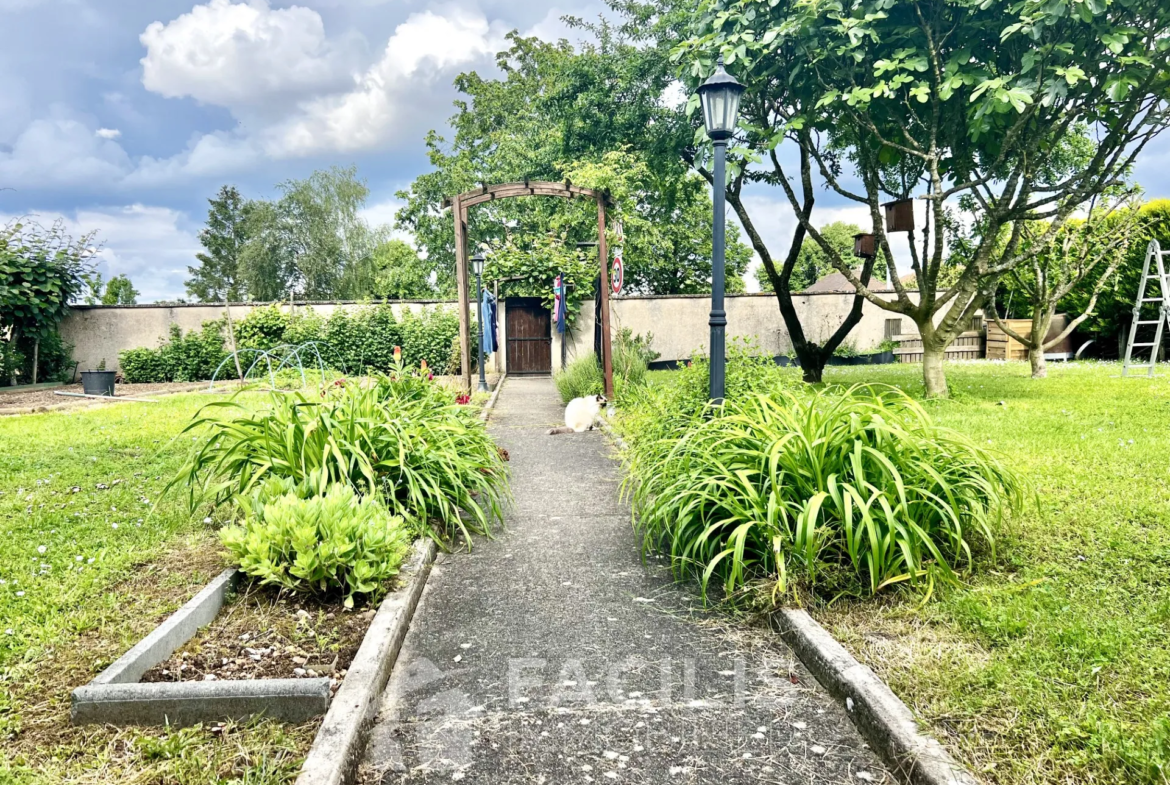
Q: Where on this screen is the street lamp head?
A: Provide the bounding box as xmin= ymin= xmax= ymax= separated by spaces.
xmin=698 ymin=56 xmax=745 ymax=142
xmin=471 ymin=253 xmax=485 ymax=277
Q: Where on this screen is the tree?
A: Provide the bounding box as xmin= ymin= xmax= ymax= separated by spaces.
xmin=395 ymin=31 xmax=752 ymax=296
xmin=0 ymin=220 xmax=97 ymax=383
xmin=990 ymin=195 xmax=1143 ymax=378
xmin=275 ymin=166 xmax=377 ymax=301
xmin=681 ymin=0 xmax=1170 ymax=396
xmin=1063 ymin=199 xmax=1170 ymax=355
xmin=188 ymin=185 xmax=248 ymax=303
xmin=755 ymin=221 xmax=863 ymax=292
xmin=101 ymin=275 xmax=139 ymax=305
xmin=372 ymin=239 xmax=437 ymax=299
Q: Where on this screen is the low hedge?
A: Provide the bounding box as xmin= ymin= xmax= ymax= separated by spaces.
xmin=119 ymin=303 xmax=463 ymax=383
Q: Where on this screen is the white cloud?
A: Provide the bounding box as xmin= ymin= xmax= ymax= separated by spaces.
xmin=262 ymin=8 xmax=509 ymax=157
xmin=139 ymin=0 xmax=356 ymax=111
xmin=95 ymin=128 xmax=121 ymax=140
xmin=0 ymin=113 xmax=132 ymax=188
xmin=0 ymin=205 xmax=201 ymax=303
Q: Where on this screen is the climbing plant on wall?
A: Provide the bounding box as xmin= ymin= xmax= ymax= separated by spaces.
xmin=484 ymin=232 xmax=597 ymax=327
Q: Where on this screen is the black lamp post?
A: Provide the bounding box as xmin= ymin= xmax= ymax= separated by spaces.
xmin=471 ymin=253 xmax=489 ymax=393
xmin=697 ymin=57 xmax=744 ymax=404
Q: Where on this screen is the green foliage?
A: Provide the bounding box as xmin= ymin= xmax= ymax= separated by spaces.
xmin=118 ymin=322 xmax=228 ymax=383
xmin=554 ymin=329 xmax=660 ymax=404
xmin=234 ymin=305 xmax=293 ymax=352
xmin=189 ymin=170 xmax=399 ymax=303
xmin=220 ymin=481 xmax=411 ymax=607
xmin=677 ymin=0 xmax=1170 ymax=396
xmin=188 ymin=185 xmax=248 ymax=303
xmin=756 ymin=222 xmax=865 ymax=292
xmin=372 ymin=239 xmax=436 ymax=299
xmin=555 ymin=355 xmax=604 ymax=403
xmin=399 ymin=308 xmax=461 ymax=373
xmin=396 ymin=35 xmax=752 ymax=296
xmin=624 ymin=385 xmax=1024 ymax=601
xmin=170 ymin=373 xmax=508 ymax=546
xmin=119 ymin=346 xmax=171 ymax=384
xmin=1063 ymin=199 xmax=1170 ymax=353
xmin=488 ymin=233 xmax=597 ymax=327
xmin=83 ymin=272 xmax=140 ymax=305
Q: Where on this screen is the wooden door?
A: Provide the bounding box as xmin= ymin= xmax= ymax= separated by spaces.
xmin=506 ymin=298 xmax=552 ymax=375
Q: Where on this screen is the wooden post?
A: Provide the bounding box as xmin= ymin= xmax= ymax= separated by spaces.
xmin=32 ymin=337 xmax=39 ymax=385
xmin=597 ymin=197 xmax=615 ymax=399
xmin=453 ymin=196 xmax=473 ymax=391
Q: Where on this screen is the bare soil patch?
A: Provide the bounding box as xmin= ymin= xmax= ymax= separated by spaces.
xmin=141 ymin=582 xmax=384 ymax=689
xmin=0 ymin=381 xmax=207 ymax=415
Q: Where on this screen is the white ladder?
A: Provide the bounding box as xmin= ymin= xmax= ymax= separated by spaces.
xmin=1123 ymin=240 xmax=1170 ymax=377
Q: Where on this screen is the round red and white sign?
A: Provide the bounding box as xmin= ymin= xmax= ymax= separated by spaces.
xmin=611 ymin=250 xmax=624 ymax=295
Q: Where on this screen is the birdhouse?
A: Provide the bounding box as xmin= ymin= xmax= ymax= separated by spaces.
xmin=883 ymin=199 xmax=915 ymax=232
xmin=853 ymin=233 xmax=876 ymax=259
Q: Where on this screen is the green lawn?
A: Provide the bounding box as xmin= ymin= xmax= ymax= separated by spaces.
xmin=648 ymin=360 xmax=1170 ymax=784
xmin=0 ymin=394 xmax=313 ymax=784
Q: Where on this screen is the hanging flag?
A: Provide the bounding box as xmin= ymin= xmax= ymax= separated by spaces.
xmin=554 ymin=274 xmax=567 ymax=334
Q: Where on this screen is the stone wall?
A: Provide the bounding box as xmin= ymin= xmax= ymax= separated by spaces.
xmin=59 ymin=294 xmax=909 ymax=375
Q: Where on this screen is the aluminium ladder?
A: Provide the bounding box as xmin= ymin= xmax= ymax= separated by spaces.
xmin=1123 ymin=240 xmax=1170 ymax=377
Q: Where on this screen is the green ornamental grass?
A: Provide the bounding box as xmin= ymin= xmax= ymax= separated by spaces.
xmin=625 ymin=384 xmax=1024 ymax=601
xmin=169 ymin=373 xmax=508 ymax=546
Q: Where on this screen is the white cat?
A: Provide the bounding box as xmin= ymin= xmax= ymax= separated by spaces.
xmin=547 ymin=395 xmax=608 ymax=435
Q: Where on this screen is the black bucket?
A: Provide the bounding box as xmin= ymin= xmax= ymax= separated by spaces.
xmin=80 ymin=371 xmax=116 ymax=397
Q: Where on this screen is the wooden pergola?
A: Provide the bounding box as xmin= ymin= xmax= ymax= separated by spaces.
xmin=442 ymin=180 xmax=615 ymax=396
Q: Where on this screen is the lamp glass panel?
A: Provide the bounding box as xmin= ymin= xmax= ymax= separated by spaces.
xmin=723 ymin=90 xmax=742 ymax=132
xmin=704 ymin=90 xmax=727 ymax=134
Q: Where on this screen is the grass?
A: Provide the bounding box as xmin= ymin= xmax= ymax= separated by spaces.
xmin=0 ymin=394 xmax=317 ymax=783
xmin=641 ymin=360 xmax=1170 ymax=784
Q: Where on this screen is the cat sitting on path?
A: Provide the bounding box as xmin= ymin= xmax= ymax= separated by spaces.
xmin=547 ymin=395 xmax=607 ymax=435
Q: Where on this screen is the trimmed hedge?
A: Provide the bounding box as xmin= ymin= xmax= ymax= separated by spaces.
xmin=119 ymin=304 xmax=462 ymax=383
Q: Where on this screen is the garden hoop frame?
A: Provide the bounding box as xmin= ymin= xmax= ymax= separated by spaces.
xmin=442 ymin=180 xmax=615 ymax=397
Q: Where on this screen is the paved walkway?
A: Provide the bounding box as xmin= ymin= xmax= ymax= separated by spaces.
xmin=361 ymin=377 xmax=889 ymax=784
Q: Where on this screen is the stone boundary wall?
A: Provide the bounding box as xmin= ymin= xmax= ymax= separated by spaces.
xmin=60 ymin=294 xmax=910 ymax=375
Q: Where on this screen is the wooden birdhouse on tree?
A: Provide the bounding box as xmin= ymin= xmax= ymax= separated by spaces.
xmin=853 ymin=233 xmax=876 ymax=259
xmin=883 ymin=199 xmax=915 ymax=232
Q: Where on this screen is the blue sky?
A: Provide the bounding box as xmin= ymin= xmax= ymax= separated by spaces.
xmin=2 ymin=0 xmax=1169 ymax=302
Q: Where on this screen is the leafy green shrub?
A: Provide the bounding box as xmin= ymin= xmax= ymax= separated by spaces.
xmin=220 ymin=481 xmax=410 ymax=607
xmin=235 ymin=306 xmax=292 ymax=352
xmin=118 ymin=322 xmax=227 ymax=383
xmin=624 ymin=385 xmax=1024 ymax=601
xmin=400 ymin=308 xmax=460 ymax=373
xmin=171 ymin=372 xmax=508 ymax=545
xmin=161 ymin=322 xmax=229 ymax=381
xmin=555 ymin=355 xmax=604 ymax=403
xmin=119 ymin=347 xmax=171 ymax=383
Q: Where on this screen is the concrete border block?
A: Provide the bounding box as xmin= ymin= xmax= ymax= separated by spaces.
xmin=72 ymin=679 xmax=331 ymax=726
xmin=772 ymin=608 xmax=979 ymax=785
xmin=480 ymin=374 xmax=506 ymax=422
xmin=93 ymin=568 xmax=239 ymax=686
xmin=295 ymin=538 xmax=438 ymax=785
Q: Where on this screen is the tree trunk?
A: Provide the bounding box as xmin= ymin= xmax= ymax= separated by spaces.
xmin=922 ymin=342 xmax=948 ymax=398
xmin=1030 ymin=349 xmax=1047 ymax=379
xmin=32 ymin=338 xmax=39 ymax=385
xmin=796 ymin=347 xmax=825 ymax=384
xmin=224 ymin=301 xmax=244 ymax=383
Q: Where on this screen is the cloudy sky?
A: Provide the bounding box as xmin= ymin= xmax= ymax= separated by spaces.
xmin=2 ymin=0 xmax=1170 ymax=302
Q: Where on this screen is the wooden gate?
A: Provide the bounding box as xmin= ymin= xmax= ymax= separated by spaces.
xmin=506 ymin=298 xmax=552 ymax=375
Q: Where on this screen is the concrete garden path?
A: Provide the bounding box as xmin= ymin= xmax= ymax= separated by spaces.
xmin=361 ymin=377 xmax=889 ymax=784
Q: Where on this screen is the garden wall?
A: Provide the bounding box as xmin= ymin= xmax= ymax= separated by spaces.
xmin=60 ymin=301 xmax=451 ymax=374
xmin=60 ymin=293 xmax=911 ymax=375
xmin=556 ymin=292 xmax=905 ymax=370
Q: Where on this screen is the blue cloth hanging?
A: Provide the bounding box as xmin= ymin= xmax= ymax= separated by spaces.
xmin=481 ymin=291 xmax=498 ymax=355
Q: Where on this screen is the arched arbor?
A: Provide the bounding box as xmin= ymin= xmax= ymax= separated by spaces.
xmin=442 ymin=180 xmax=615 ymax=396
